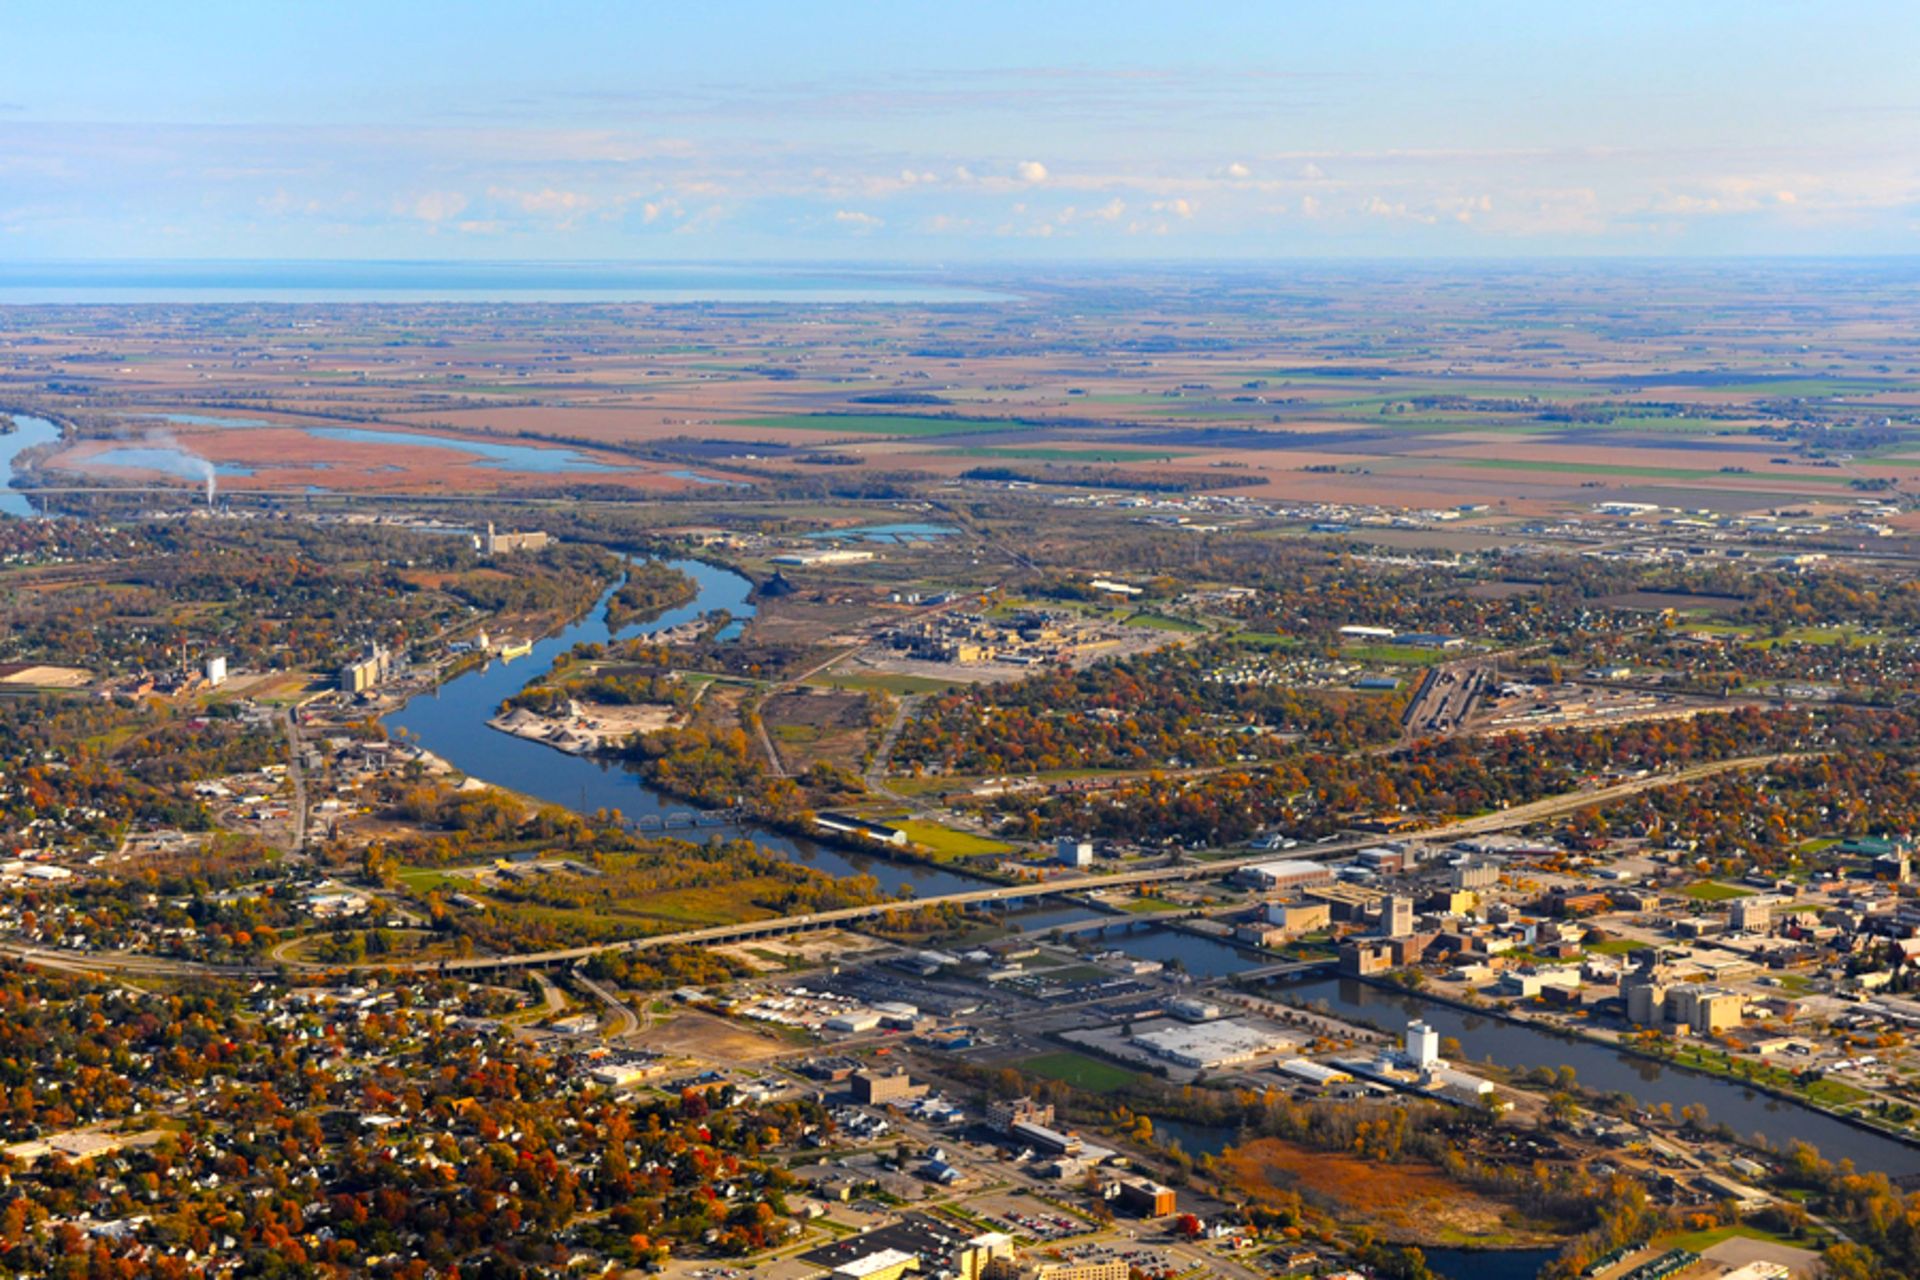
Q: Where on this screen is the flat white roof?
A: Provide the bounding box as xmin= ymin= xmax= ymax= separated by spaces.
xmin=835 ymin=1250 xmax=919 ymax=1278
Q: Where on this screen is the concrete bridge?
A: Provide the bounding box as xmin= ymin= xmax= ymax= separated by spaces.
xmin=630 ymin=807 xmax=748 ymax=832
xmin=1237 ymin=957 xmax=1339 ymax=980
xmin=389 ymin=840 xmax=1384 ymax=976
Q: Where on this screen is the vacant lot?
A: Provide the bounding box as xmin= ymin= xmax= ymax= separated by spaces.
xmin=1221 ymin=1137 xmax=1552 ymax=1246
xmin=1022 ymin=1050 xmax=1138 ymax=1093
xmin=890 ymin=819 xmax=1013 ymax=859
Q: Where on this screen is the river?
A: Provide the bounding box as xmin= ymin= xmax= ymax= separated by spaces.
xmin=1076 ymin=924 xmax=1920 ymax=1176
xmin=0 ymin=438 xmax=991 ymax=901
xmin=4 ymin=426 xmax=1903 ymax=1190
xmin=0 ymin=414 xmax=63 ymax=516
xmin=383 ymin=557 xmax=991 ymax=899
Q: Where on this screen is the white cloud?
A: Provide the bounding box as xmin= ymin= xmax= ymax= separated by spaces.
xmin=405 ymin=191 xmax=468 ymax=223
xmin=489 ymin=186 xmax=592 ymax=217
xmin=1299 ymin=162 xmax=1326 ymax=181
xmin=1361 ymin=195 xmax=1436 ymax=224
xmin=1151 ymin=198 xmax=1195 ymax=219
xmin=1055 ymin=198 xmax=1126 ymax=225
xmin=1220 ymin=161 xmax=1251 ymax=179
xmin=1016 ymin=159 xmax=1048 ymax=183
xmin=834 ymin=209 xmax=883 ymax=230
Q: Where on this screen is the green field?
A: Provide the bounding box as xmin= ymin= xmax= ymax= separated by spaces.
xmin=1124 ymin=611 xmax=1207 ymax=633
xmin=1667 ymin=1224 xmax=1799 ymax=1253
xmin=808 ymin=672 xmax=965 ymax=695
xmin=1681 ymin=880 xmax=1754 ymax=901
xmin=1227 ymin=630 xmax=1302 ymax=650
xmin=737 ymin=413 xmax=1033 ymax=437
xmin=890 ymin=819 xmax=1014 ymax=858
xmin=1022 ymin=1050 xmax=1138 ymax=1093
xmin=938 ymin=445 xmax=1186 ymax=463
xmin=1451 ymin=457 xmax=1858 ymax=483
xmin=1340 ymin=642 xmax=1453 ymax=665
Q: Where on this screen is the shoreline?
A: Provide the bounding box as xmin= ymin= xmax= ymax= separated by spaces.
xmin=1338 ymin=974 xmax=1920 ymax=1159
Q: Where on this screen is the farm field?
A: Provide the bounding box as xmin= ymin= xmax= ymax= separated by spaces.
xmin=11 ymin=261 xmax=1920 ymax=521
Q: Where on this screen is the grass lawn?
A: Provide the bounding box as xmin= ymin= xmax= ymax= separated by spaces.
xmin=1585 ymin=939 xmax=1643 ymax=956
xmin=735 ymin=413 xmax=1032 ymax=437
xmin=891 ymin=819 xmax=1014 ymax=858
xmin=1121 ymin=897 xmax=1185 ymax=913
xmin=1022 ymin=1050 xmax=1139 ymax=1094
xmin=1682 ymin=880 xmax=1755 ymax=901
xmin=1746 ymin=625 xmax=1867 ymax=649
xmin=939 ymin=446 xmax=1187 ymax=463
xmin=1340 ymin=642 xmax=1452 ymax=666
xmin=1227 ymin=631 xmax=1302 ymax=649
xmin=1666 ymin=1223 xmax=1819 ymax=1253
xmin=809 ymin=672 xmax=965 ymax=695
xmin=395 ymin=867 xmax=460 ymax=894
xmin=1125 ymin=611 xmax=1207 ymax=633
xmin=1804 ymin=1077 xmax=1873 ymax=1106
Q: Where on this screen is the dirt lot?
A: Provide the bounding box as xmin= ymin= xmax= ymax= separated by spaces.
xmin=762 ymin=687 xmax=877 ymax=771
xmin=633 ymin=1009 xmax=796 ymax=1063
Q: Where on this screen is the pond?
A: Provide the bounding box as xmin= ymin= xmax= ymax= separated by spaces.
xmin=807 ymin=522 xmax=958 ymax=543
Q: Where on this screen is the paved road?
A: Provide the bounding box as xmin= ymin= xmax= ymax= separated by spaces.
xmin=0 ymin=752 xmax=1803 ymax=982
xmin=572 ymin=969 xmax=641 ymax=1037
xmin=340 ymin=750 xmax=1806 ymax=975
xmin=282 ymin=708 xmax=309 ymax=855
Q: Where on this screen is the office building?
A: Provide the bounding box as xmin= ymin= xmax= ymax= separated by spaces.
xmin=1113 ymin=1178 xmax=1177 ymax=1218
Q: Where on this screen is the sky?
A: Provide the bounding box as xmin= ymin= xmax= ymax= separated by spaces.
xmin=1 ymin=0 xmax=1917 ymax=261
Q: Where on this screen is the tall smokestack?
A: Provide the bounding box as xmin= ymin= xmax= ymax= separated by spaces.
xmin=206 ymin=471 xmax=216 ymax=506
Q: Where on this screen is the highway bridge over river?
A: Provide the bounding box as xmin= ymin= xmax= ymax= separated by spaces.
xmin=0 ymin=753 xmax=1798 ymax=982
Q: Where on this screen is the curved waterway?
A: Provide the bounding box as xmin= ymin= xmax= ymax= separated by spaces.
xmin=1078 ymin=924 xmax=1920 ymax=1175
xmin=384 ymin=558 xmax=990 ymax=898
xmin=0 ymin=415 xmax=64 ymax=516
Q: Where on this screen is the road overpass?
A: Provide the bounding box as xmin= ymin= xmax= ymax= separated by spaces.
xmin=343 ymin=749 xmax=1809 ymax=975
xmin=1 ymin=752 xmax=1803 ymax=982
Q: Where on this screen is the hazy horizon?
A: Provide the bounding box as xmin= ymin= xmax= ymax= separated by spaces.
xmin=3 ymin=1 xmax=1917 ymax=262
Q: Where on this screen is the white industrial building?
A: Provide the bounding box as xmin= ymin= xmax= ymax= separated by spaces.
xmin=1133 ymin=1018 xmax=1295 ymax=1069
xmin=1274 ymin=1058 xmax=1352 ymax=1087
xmin=1232 ymin=859 xmax=1333 ymax=893
xmin=1404 ymin=1020 xmax=1440 ymax=1070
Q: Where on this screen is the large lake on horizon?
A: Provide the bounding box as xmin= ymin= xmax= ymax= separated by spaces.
xmin=0 ymin=261 xmax=1009 ymax=304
